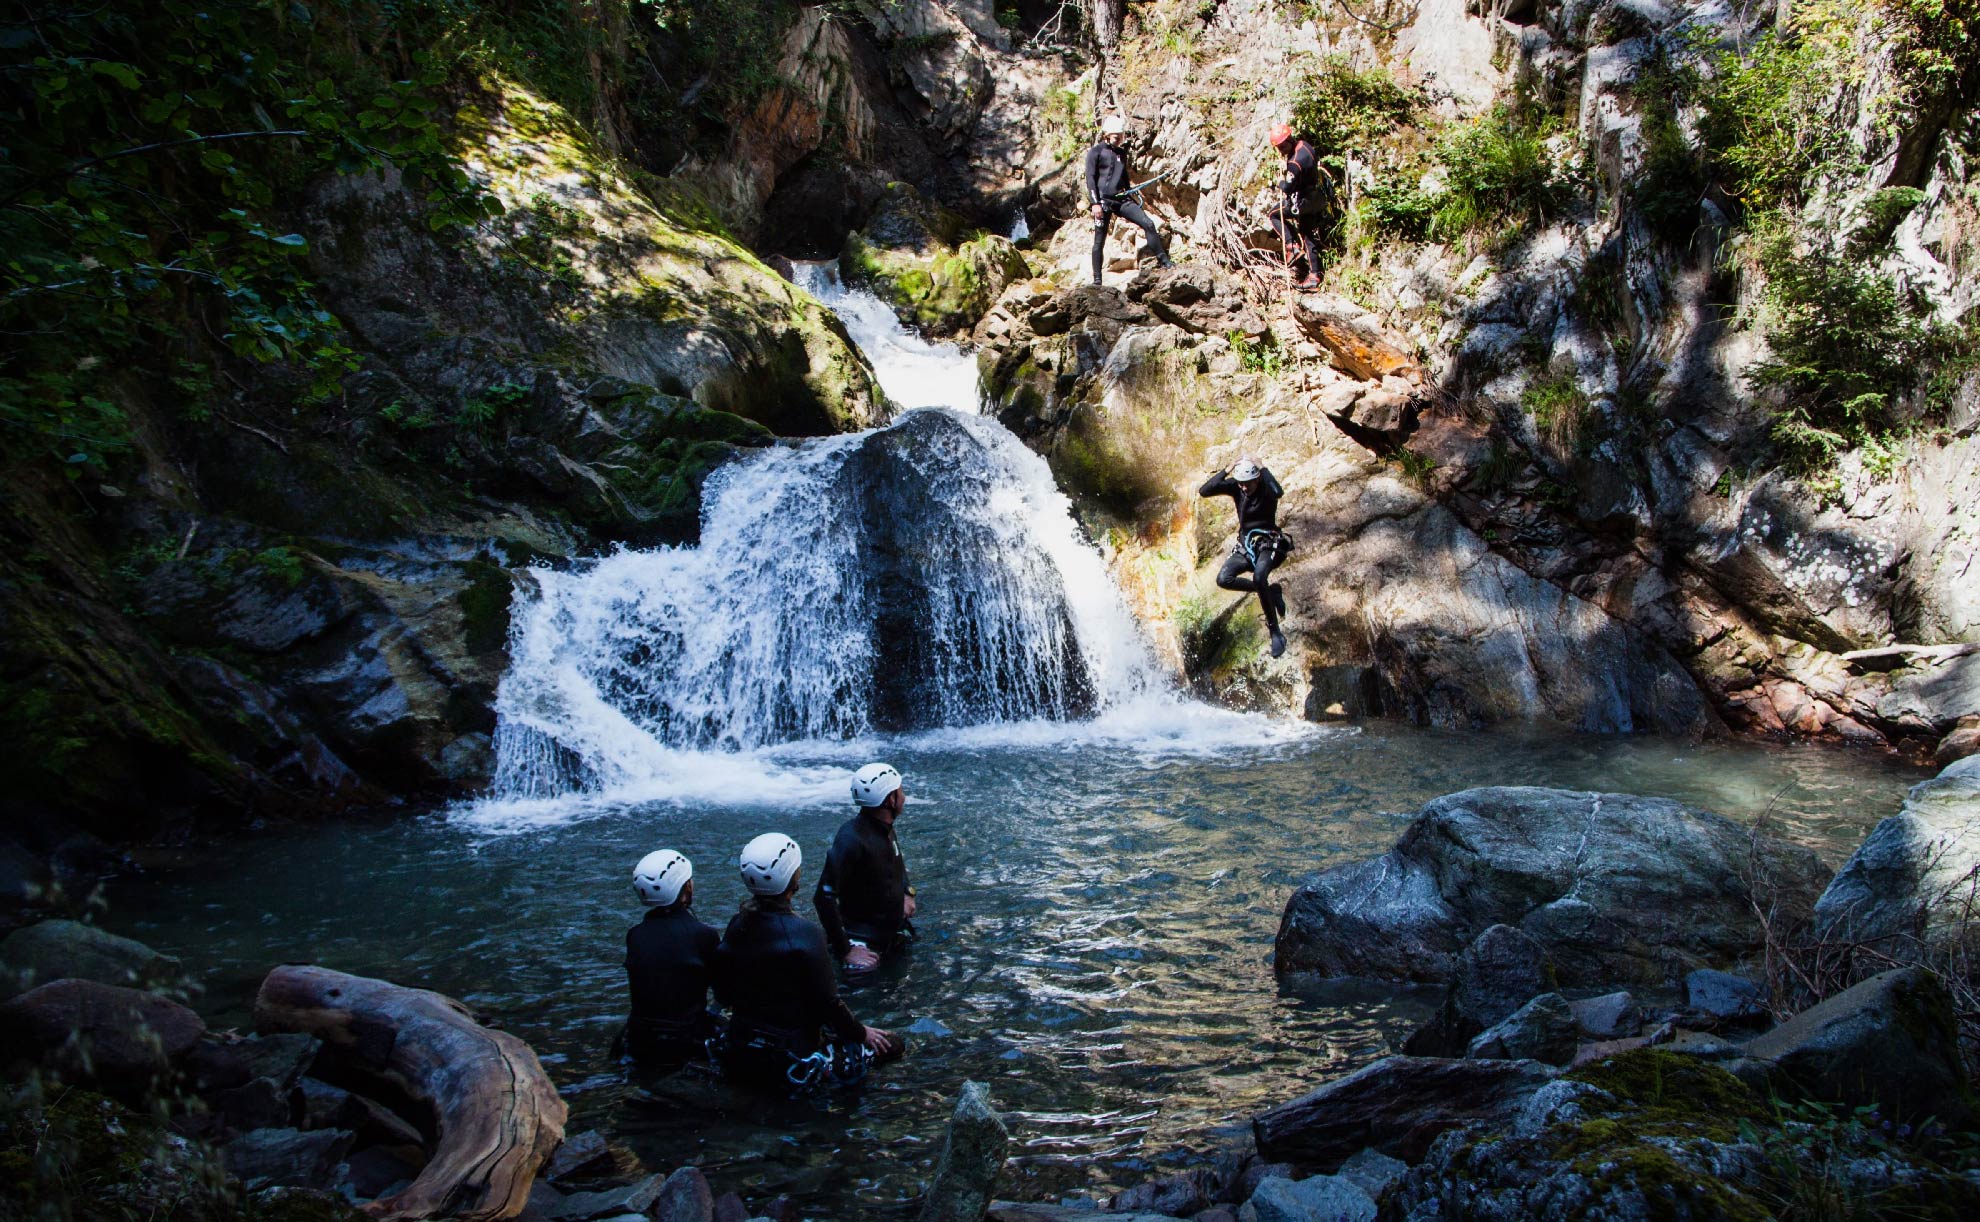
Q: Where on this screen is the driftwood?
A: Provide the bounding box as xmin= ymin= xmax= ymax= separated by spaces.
xmin=254 ymin=965 xmax=567 ymax=1221
xmin=1839 ymin=643 xmax=1980 ymax=665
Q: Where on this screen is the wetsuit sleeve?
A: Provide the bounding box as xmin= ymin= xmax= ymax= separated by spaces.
xmin=803 ymin=926 xmax=866 ymax=1044
xmin=1262 ymin=467 xmax=1284 ymax=499
xmin=710 ymin=920 xmax=737 ymax=1008
xmin=1084 ymin=144 xmax=1102 ymax=204
xmin=1199 ymin=471 xmax=1236 ymax=498
xmin=814 ymin=827 xmax=854 ymax=960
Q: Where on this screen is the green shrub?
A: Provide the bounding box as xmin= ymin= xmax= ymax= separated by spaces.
xmin=1358 ymin=181 xmax=1436 ymax=242
xmin=1748 ymin=229 xmax=1942 ymax=466
xmin=1431 ymin=105 xmax=1564 ymax=240
xmin=1629 ymin=56 xmax=1708 ymax=240
xmin=1229 ymin=330 xmax=1286 ymax=376
xmin=1289 ymin=56 xmax=1421 ymax=164
xmin=1692 ymin=8 xmax=1858 ymax=213
xmin=1522 ymin=372 xmax=1592 ymax=453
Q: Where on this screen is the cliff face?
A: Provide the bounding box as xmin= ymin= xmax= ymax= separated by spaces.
xmin=979 ymin=0 xmax=1980 ymax=760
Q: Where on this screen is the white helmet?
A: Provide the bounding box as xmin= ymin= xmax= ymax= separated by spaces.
xmin=851 ymin=762 xmax=903 ymax=808
xmin=1230 ymin=457 xmax=1261 ymax=481
xmin=1101 ymin=114 xmax=1128 ymax=135
xmin=632 ymin=849 xmax=691 ymax=907
xmin=739 ymin=833 xmax=802 ymax=897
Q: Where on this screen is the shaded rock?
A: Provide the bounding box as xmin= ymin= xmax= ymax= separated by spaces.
xmin=1815 ymin=756 xmax=1980 ymax=946
xmin=1568 ymin=990 xmax=1641 ymax=1039
xmin=1110 ymin=1168 xmax=1209 ymax=1214
xmin=1406 ymin=925 xmax=1556 ymax=1055
xmin=652 ymin=1166 xmax=714 ymax=1222
xmin=214 ymin=1076 xmax=293 ymax=1131
xmin=1195 ymin=1209 xmax=1239 ymax=1222
xmin=1335 ymin=1148 xmax=1407 ymax=1200
xmin=1465 ymin=993 xmax=1579 ymax=1065
xmin=296 ymin=1076 xmax=425 ymax=1148
xmin=547 ymin=1173 xmax=665 ymax=1220
xmin=236 ymin=1032 xmax=321 ymax=1092
xmin=1683 ymin=969 xmax=1767 ymax=1023
xmin=1743 ymin=967 xmax=1975 ymax=1124
xmin=920 ymin=1079 xmax=1008 ymax=1222
xmin=246 ymin=1187 xmax=367 ymax=1222
xmin=0 ymin=919 xmax=180 ymax=1000
xmin=988 ymin=1207 xmax=1175 ymax=1222
xmin=518 ymin=1179 xmax=567 ymax=1222
xmin=545 ymin=1130 xmax=610 ymax=1182
xmin=223 ymin=1126 xmax=354 ymax=1191
xmin=1275 ymin=787 xmax=1831 ymax=988
xmin=1233 ymin=1161 xmax=1298 ymax=1203
xmin=0 ymin=978 xmax=203 ymax=1083
xmin=1240 ymin=1173 xmax=1375 ymax=1222
xmin=343 ymin=1144 xmax=426 ymax=1200
xmin=711 ymin=1194 xmax=748 ymax=1222
xmin=1253 ymin=1056 xmax=1557 ymax=1169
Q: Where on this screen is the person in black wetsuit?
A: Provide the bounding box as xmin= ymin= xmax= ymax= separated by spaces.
xmin=1268 ymin=123 xmax=1325 ymax=289
xmin=713 ymin=833 xmax=901 ymax=1095
xmin=1200 ymin=455 xmax=1292 ymax=658
xmin=1085 ymin=113 xmax=1172 ymax=287
xmin=816 ymin=763 xmax=916 ymax=975
xmin=623 ymin=849 xmax=721 ymax=1066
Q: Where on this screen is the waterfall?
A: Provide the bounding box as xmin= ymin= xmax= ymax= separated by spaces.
xmin=479 ymin=264 xmax=1219 ymax=815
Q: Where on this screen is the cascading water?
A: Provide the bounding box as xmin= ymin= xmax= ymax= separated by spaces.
xmin=479 ymin=263 xmax=1277 ymax=821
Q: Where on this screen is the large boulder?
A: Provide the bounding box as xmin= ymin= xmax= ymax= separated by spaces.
xmin=0 ymin=919 xmax=180 ymax=1000
xmin=1242 ymin=1173 xmax=1376 ymax=1222
xmin=919 ymin=1080 xmax=1008 ymax=1222
xmin=222 ymin=1126 xmax=355 ymax=1192
xmin=1742 ymin=967 xmax=1975 ymax=1125
xmin=1252 ymin=1056 xmax=1557 ymax=1170
xmin=1814 ymin=756 xmax=1980 ymax=945
xmin=1275 ymin=787 xmax=1832 ymax=987
xmin=0 ymin=978 xmax=204 ymax=1083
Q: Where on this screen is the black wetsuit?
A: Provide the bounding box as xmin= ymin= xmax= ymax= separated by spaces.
xmin=814 ymin=809 xmax=914 ymax=965
xmin=624 ymin=904 xmax=722 ymax=1064
xmin=1085 ymin=140 xmax=1168 ymax=283
xmin=1270 ymin=139 xmax=1323 ymax=281
xmin=1200 ymin=467 xmax=1290 ymax=632
xmin=712 ymin=897 xmax=889 ymax=1093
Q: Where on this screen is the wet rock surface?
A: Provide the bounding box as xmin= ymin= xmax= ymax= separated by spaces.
xmin=1275 ymin=786 xmax=1831 ymax=986
xmin=1253 ymin=1055 xmax=1559 ymax=1169
xmin=1815 ymin=756 xmax=1980 ymax=945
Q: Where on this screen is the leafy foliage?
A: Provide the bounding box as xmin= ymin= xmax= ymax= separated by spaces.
xmin=1288 ymin=56 xmax=1420 ymax=166
xmin=1430 ymin=104 xmax=1566 ymax=240
xmin=0 ymin=1 xmax=505 ymax=468
xmin=1692 ymin=6 xmax=1860 ymax=213
xmin=1748 ymin=228 xmax=1942 ymax=466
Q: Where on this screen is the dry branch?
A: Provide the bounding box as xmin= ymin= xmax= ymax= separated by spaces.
xmin=254 ymin=964 xmax=567 ymax=1222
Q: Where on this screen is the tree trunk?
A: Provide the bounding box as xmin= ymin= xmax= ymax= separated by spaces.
xmin=254 ymin=965 xmax=568 ymax=1222
xmin=1092 ymin=0 xmax=1124 ymax=48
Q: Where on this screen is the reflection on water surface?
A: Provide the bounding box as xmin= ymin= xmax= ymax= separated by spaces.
xmin=112 ymin=722 xmax=1923 ymax=1213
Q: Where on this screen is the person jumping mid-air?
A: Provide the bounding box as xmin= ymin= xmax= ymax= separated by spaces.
xmin=1086 ymin=113 xmax=1172 ymax=287
xmin=1200 ymin=456 xmax=1293 ymax=659
xmin=712 ymin=833 xmax=901 ymax=1095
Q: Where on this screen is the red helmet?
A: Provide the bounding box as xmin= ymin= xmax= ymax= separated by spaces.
xmin=1269 ymin=123 xmax=1294 ymax=151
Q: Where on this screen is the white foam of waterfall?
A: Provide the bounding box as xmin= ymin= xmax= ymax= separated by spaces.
xmin=1009 ymin=209 xmax=1030 ymax=241
xmin=462 ymin=255 xmax=1310 ymax=831
xmin=791 ymin=262 xmax=981 ymax=411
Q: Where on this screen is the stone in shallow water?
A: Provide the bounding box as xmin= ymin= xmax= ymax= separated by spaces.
xmin=1253 ymin=1055 xmax=1558 ymax=1169
xmin=1815 ymin=756 xmax=1980 ymax=944
xmin=919 ymin=1080 xmax=1008 ymax=1222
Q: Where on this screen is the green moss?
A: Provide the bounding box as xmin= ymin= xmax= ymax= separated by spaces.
xmin=1570 ymin=1141 xmax=1772 ymax=1221
xmin=1569 ymin=1050 xmax=1768 ymax=1141
xmin=457 ymin=562 xmax=514 ymax=656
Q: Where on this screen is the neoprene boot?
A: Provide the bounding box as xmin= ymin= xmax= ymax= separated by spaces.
xmin=1269 ymin=629 xmax=1287 ymax=659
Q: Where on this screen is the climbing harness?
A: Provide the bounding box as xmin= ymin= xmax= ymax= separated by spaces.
xmin=1242 ymin=527 xmax=1294 ymax=564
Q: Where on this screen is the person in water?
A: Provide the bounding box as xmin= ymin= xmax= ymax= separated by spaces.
xmin=1085 ymin=113 xmax=1172 ymax=287
xmin=713 ymin=833 xmax=901 ymax=1094
xmin=816 ymin=763 xmax=916 ymax=975
xmin=623 ymin=849 xmax=722 ymax=1066
xmin=1200 ymin=456 xmax=1292 ymax=659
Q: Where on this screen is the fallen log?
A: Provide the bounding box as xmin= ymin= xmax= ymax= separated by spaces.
xmin=254 ymin=965 xmax=567 ymax=1221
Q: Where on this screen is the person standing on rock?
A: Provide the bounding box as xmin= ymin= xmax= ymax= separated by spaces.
xmin=1200 ymin=456 xmax=1292 ymax=658
xmin=815 ymin=763 xmax=917 ymax=977
xmin=1086 ymin=113 xmax=1172 ymax=287
xmin=713 ymin=833 xmax=902 ymax=1094
xmin=1268 ymin=123 xmax=1324 ymax=290
xmin=623 ymin=849 xmax=723 ymax=1066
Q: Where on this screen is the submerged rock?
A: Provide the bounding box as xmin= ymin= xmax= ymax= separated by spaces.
xmin=1275 ymin=787 xmax=1831 ymax=988
xmin=919 ymin=1080 xmax=1009 ymax=1222
xmin=1253 ymin=1055 xmax=1557 ymax=1169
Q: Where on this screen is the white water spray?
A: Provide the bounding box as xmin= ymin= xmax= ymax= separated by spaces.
xmin=467 ymin=258 xmax=1303 ymax=829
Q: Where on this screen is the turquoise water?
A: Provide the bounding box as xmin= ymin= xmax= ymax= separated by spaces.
xmin=109 ymin=722 xmax=1921 ymax=1212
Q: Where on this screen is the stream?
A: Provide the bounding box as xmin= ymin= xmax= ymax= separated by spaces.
xmin=107 ymin=266 xmax=1931 ymax=1214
